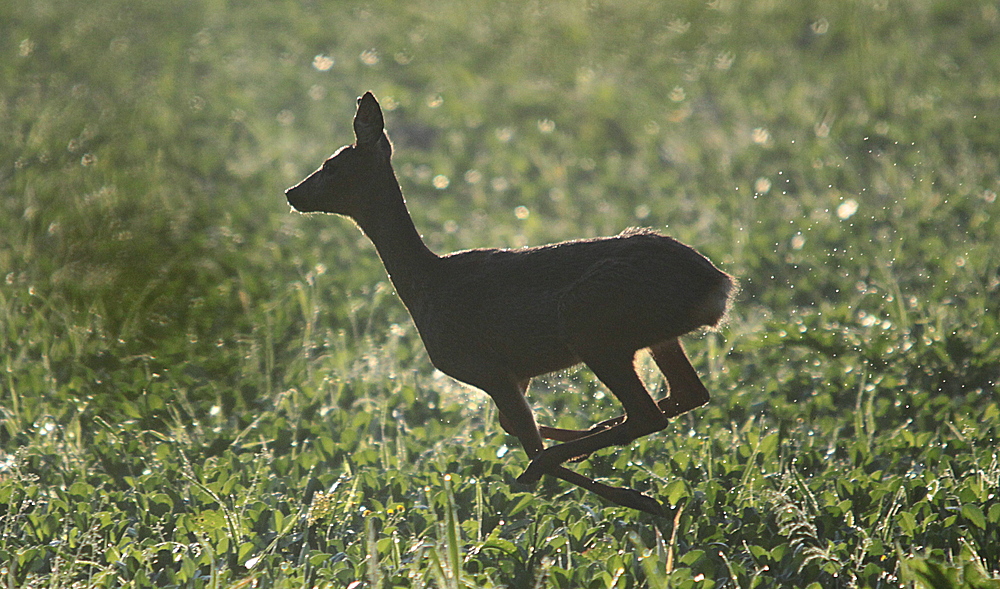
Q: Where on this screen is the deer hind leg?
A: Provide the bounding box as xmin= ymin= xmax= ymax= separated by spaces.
xmin=535 ymin=424 xmax=615 ymax=442
xmin=547 ymin=463 xmax=664 ymax=515
xmin=649 ymin=338 xmax=710 ymax=418
xmin=533 ymin=339 xmax=711 ymax=445
xmin=516 ymin=351 xmax=669 ymax=486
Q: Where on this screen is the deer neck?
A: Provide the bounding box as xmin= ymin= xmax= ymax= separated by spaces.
xmin=354 ymin=170 xmax=439 ymax=301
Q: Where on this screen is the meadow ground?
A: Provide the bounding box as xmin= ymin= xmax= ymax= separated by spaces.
xmin=2 ymin=0 xmax=999 ymax=587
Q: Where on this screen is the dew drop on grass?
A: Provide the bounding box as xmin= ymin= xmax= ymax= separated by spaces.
xmin=312 ymin=54 xmax=334 ymax=71
xmin=359 ymin=49 xmax=379 ymax=65
xmin=308 ymin=85 xmax=326 ymax=101
xmin=751 ymin=127 xmax=770 ymax=145
xmin=715 ymin=51 xmax=735 ymax=70
xmin=19 ymin=38 xmax=35 ymax=57
xmin=667 ymin=19 xmax=690 ymax=34
xmin=277 ymin=110 xmax=295 ymax=126
xmin=837 ymin=199 xmax=859 ymax=219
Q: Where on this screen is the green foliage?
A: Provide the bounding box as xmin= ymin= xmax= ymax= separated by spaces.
xmin=2 ymin=0 xmax=998 ymax=587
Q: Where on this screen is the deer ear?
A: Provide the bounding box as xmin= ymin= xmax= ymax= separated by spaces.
xmin=353 ymin=92 xmax=385 ymax=146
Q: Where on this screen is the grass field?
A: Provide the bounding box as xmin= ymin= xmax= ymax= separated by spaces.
xmin=2 ymin=0 xmax=1000 ymax=587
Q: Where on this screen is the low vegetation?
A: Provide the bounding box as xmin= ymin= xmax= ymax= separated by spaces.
xmin=2 ymin=0 xmax=998 ymax=587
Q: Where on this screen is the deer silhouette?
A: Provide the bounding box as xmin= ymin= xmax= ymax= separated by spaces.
xmin=286 ymin=92 xmax=735 ymax=515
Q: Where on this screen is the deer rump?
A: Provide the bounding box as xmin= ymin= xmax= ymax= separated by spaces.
xmin=410 ymin=227 xmax=732 ymax=384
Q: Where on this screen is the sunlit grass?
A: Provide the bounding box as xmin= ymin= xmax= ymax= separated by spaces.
xmin=2 ymin=0 xmax=999 ymax=587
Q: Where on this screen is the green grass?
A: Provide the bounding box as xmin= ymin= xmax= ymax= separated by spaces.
xmin=2 ymin=0 xmax=999 ymax=587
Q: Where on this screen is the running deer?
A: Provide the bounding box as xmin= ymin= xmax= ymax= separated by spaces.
xmin=286 ymin=92 xmax=735 ymax=515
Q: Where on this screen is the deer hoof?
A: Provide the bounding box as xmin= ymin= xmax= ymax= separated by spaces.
xmin=600 ymin=485 xmax=666 ymax=516
xmin=619 ymin=490 xmax=665 ymax=517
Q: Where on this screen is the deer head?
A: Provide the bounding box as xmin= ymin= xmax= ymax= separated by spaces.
xmin=285 ymin=92 xmax=392 ymax=216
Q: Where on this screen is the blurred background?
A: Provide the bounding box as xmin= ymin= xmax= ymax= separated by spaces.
xmin=5 ymin=0 xmax=997 ymax=412
xmin=2 ymin=0 xmax=999 ymax=585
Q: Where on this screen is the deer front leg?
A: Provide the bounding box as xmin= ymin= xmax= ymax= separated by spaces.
xmin=486 ymin=378 xmax=544 ymax=458
xmin=488 ymin=377 xmax=664 ymax=515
